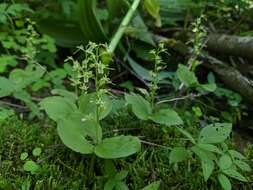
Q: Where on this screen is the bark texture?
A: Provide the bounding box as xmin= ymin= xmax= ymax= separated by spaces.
xmin=207 ymin=34 xmax=253 ymax=58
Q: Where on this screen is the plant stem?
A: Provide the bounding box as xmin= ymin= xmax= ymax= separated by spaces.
xmin=88 ymin=154 xmax=96 ymax=184
xmin=108 ymin=0 xmax=141 ymax=53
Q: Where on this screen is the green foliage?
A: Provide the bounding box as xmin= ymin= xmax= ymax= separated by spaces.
xmin=23 ymin=160 xmax=39 ymax=174
xmin=142 ymin=181 xmax=161 ymax=190
xmin=144 ymin=0 xmax=161 ymax=27
xmin=175 ymin=123 xmax=251 ymax=189
xmin=40 ymin=43 xmax=141 ymax=162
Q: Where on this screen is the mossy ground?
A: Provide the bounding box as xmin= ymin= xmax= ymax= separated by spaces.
xmin=0 ymin=114 xmax=252 ymax=190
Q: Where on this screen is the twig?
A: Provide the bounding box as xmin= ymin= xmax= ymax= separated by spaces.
xmin=141 ymin=140 xmax=172 ymax=150
xmin=157 ymin=93 xmax=206 ymax=105
xmin=103 ymin=128 xmax=141 ymax=135
xmin=0 ymin=101 xmax=28 ymax=110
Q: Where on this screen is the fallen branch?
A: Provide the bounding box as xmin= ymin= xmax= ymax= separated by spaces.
xmin=156 ymin=36 xmax=253 ymax=104
xmin=207 ymin=34 xmax=253 ymax=59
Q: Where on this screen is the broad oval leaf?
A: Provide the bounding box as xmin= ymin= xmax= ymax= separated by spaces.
xmin=177 ymin=64 xmax=199 ymax=88
xmin=169 ymin=147 xmax=189 ymax=163
xmin=125 ymin=93 xmax=152 ymax=120
xmin=57 ymin=113 xmax=97 ymax=154
xmin=94 ymin=135 xmax=141 ymax=159
xmin=219 ymin=154 xmax=233 ymax=170
xmin=40 ymin=96 xmax=77 ymax=122
xmin=198 ymin=123 xmax=232 ymax=144
xmin=23 ymin=160 xmax=39 ymax=173
xmin=150 ymin=108 xmax=183 ymax=126
xmin=218 ymin=173 xmax=232 ymax=190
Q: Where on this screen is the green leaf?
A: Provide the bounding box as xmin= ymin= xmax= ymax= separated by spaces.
xmin=23 ymin=160 xmax=39 ymax=173
xmin=104 ymin=179 xmax=116 ymax=190
xmin=144 ymin=0 xmax=161 ymax=27
xmin=150 ymin=108 xmax=183 ymax=126
xmin=127 ymin=14 xmax=155 ymax=45
xmin=191 ymin=146 xmax=214 ymax=181
xmin=177 ymin=64 xmax=198 ymax=87
xmin=78 ymin=93 xmax=113 ymax=120
xmin=222 ymin=169 xmax=248 ymax=182
xmin=127 ymin=55 xmax=171 ymax=83
xmin=234 ymin=160 xmax=251 ymax=172
xmin=228 ymin=150 xmax=246 ymax=160
xmin=169 ymin=147 xmax=189 ymax=163
xmin=125 ymin=93 xmax=152 ymax=120
xmin=176 ymin=127 xmax=196 ymax=144
xmin=218 ymin=174 xmax=232 ymax=190
xmin=0 ymin=77 xmax=15 ymax=98
xmin=32 ymin=147 xmax=42 ymax=157
xmin=9 ymin=66 xmax=45 ymax=90
xmin=77 ymin=0 xmax=107 ymax=43
xmin=115 ymin=170 xmax=128 ymax=181
xmin=106 ymin=0 xmax=128 ymax=19
xmin=142 ymin=181 xmax=161 ymax=190
xmin=115 ymin=182 xmax=129 ymax=190
xmin=198 ymin=123 xmax=232 ymax=144
xmin=0 ymin=108 xmax=15 ymax=121
xmin=219 ymin=154 xmax=233 ymax=170
xmin=197 ymin=144 xmax=222 ymax=154
xmin=57 ymin=113 xmax=96 ymax=154
xmin=95 ymin=136 xmax=141 ymax=159
xmin=0 ymin=55 xmax=17 ymax=73
xmin=20 ymin=152 xmax=28 ymax=161
xmin=199 ymin=83 xmax=217 ymax=92
xmin=40 ymin=96 xmax=77 ymax=122
xmin=51 ymin=89 xmax=78 ymax=104
xmin=38 ymin=19 xmax=86 ymax=47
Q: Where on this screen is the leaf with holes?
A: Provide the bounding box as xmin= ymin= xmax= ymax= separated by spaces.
xmin=198 ymin=123 xmax=232 ymax=144
xmin=125 ymin=93 xmax=152 ymax=120
xmin=234 ymin=160 xmax=251 ymax=172
xmin=222 ymin=169 xmax=248 ymax=182
xmin=228 ymin=150 xmax=246 ymax=160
